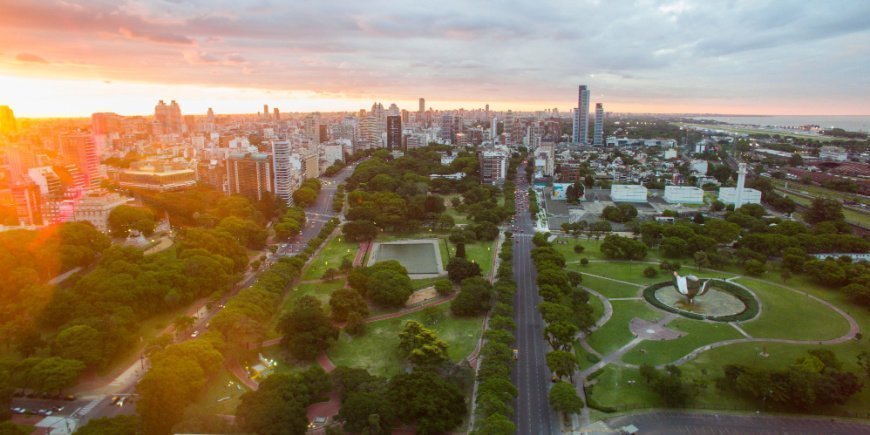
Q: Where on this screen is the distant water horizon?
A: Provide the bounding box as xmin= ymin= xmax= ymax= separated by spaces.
xmin=690 ymin=115 xmax=870 ymax=133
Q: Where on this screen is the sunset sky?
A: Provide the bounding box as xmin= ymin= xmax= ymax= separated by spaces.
xmin=1 ymin=0 xmax=868 ymax=118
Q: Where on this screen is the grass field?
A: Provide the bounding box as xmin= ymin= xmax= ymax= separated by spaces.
xmin=621 ymin=319 xmax=744 ymax=366
xmin=580 ymin=274 xmax=642 ymax=299
xmin=569 ymin=262 xmax=735 ymax=288
xmin=584 ymin=258 xmax=870 ymax=417
xmin=464 ymin=240 xmax=496 ymax=277
xmin=736 ymin=278 xmax=849 ymax=341
xmin=303 ymin=235 xmax=358 ymax=281
xmin=328 ymin=303 xmax=483 ymax=377
xmin=188 ymin=370 xmax=250 ymax=417
xmin=587 ymin=300 xmax=662 ymax=355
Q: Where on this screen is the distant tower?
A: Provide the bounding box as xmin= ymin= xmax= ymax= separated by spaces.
xmin=386 ymin=115 xmax=402 ymax=151
xmin=572 ymin=85 xmax=590 ymax=144
xmin=273 ymin=108 xmax=280 ymax=121
xmin=735 ymin=163 xmax=747 ymax=208
xmin=593 ymin=103 xmax=604 ymax=146
xmin=0 ymin=105 xmax=16 ymax=134
xmin=419 ymin=98 xmax=425 ymax=113
xmin=206 ymin=107 xmax=215 ymax=124
xmin=491 ymin=117 xmax=498 ymax=143
xmin=263 ymin=104 xmax=269 ymax=120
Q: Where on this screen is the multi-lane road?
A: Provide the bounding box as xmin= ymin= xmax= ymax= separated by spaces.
xmin=512 ymin=165 xmax=559 ymax=434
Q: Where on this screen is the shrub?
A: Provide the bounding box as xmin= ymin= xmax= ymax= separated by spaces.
xmin=574 ymin=244 xmax=585 ymax=254
xmin=643 ymin=266 xmax=658 ymax=278
xmin=580 ymin=258 xmax=589 ymax=266
xmin=435 ymin=279 xmax=454 ymax=295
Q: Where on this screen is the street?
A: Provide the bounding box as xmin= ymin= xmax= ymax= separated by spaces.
xmin=606 ymin=410 xmax=870 ymax=434
xmin=512 ymin=165 xmax=559 ymax=435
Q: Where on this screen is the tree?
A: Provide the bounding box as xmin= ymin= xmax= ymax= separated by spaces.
xmin=397 ymin=321 xmax=449 ymax=370
xmin=600 ymin=235 xmax=647 ymax=260
xmin=434 ymin=279 xmax=454 ymax=295
xmin=744 ymin=259 xmax=766 ymax=276
xmin=368 ymin=269 xmax=414 ymax=307
xmin=693 ymin=251 xmax=710 ymax=271
xmin=345 ymin=311 xmax=366 ymax=336
xmin=292 ymin=186 xmax=318 ymax=207
xmin=548 ymin=381 xmax=584 ymax=414
xmin=789 ymin=153 xmax=804 ymax=166
xmin=544 ymin=322 xmax=577 ymax=351
xmin=661 ymin=237 xmax=688 ymax=258
xmin=388 ymin=372 xmax=466 ymax=434
xmin=338 ymin=391 xmax=394 ymax=434
xmin=804 ymin=198 xmax=845 ymax=225
xmin=107 ymin=205 xmax=157 ymax=237
xmin=52 ymin=324 xmax=104 ymax=367
xmin=279 ymin=296 xmax=338 ymax=361
xmin=236 ymin=373 xmax=311 ymax=435
xmin=450 ymin=277 xmax=493 ymax=316
xmin=329 ymin=287 xmax=370 ymax=322
xmin=342 ymin=220 xmax=379 ymax=242
xmin=546 ymin=350 xmax=579 ymax=381
xmin=447 ymin=257 xmax=482 ymax=283
xmin=475 ymin=413 xmax=516 ymax=435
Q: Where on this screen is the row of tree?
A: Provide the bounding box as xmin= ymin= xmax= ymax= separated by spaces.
xmin=529 ymin=232 xmax=593 ymax=417
xmin=473 ymin=234 xmax=521 ymax=434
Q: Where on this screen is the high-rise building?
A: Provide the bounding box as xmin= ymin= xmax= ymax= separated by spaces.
xmin=226 ymin=153 xmax=274 ymax=201
xmin=304 ymin=114 xmax=321 ymax=145
xmin=0 ymin=105 xmax=16 ymax=134
xmin=59 ymin=134 xmax=100 ymax=191
xmin=154 ymin=100 xmax=183 ymax=134
xmin=11 ymin=183 xmax=43 ymax=226
xmin=479 ymin=150 xmax=508 ymax=185
xmin=273 ymin=108 xmax=280 ymax=121
xmin=386 ymin=115 xmax=402 ymax=151
xmin=319 ymin=124 xmax=329 ymax=143
xmin=490 ymin=117 xmax=498 ymax=143
xmin=91 ymin=112 xmax=123 ymax=136
xmin=419 ymin=98 xmax=425 ymax=114
xmin=263 ymin=104 xmax=269 ymax=120
xmin=572 ymin=85 xmax=590 ymax=144
xmin=359 ymin=114 xmax=379 ymax=149
xmin=593 ymin=103 xmax=604 ymax=146
xmin=271 ymin=141 xmax=294 ymax=204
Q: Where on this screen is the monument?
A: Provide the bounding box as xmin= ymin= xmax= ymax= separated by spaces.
xmin=672 ymin=271 xmax=711 ymax=304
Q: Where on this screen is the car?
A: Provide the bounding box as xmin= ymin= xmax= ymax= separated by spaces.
xmin=116 ymin=397 xmax=126 ymax=407
xmin=53 ymin=406 xmax=64 ymax=412
xmin=64 ymin=394 xmax=76 ymax=401
xmin=190 ymin=330 xmax=199 ymax=338
xmin=512 ymin=348 xmax=519 ymax=360
xmin=111 ymin=395 xmax=120 ymax=404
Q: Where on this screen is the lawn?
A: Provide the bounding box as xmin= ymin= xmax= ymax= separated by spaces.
xmin=552 ymin=238 xmax=609 ymax=261
xmin=587 ymin=300 xmax=662 ymax=355
xmin=187 ymin=370 xmax=250 ymax=417
xmin=328 ymin=303 xmax=483 ymax=377
xmin=621 ymin=318 xmax=744 ymax=366
xmin=303 ymin=235 xmax=358 ymax=281
xmin=588 ymin=365 xmax=663 ymax=410
xmin=570 ymin=262 xmax=736 ymax=288
xmin=588 ymin=290 xmax=605 ymax=324
xmin=736 ymin=278 xmax=849 ymax=341
xmin=580 ymin=274 xmax=642 ymax=299
xmin=464 ymin=240 xmax=497 ymax=277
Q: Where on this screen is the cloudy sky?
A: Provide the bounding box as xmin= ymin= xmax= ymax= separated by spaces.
xmin=1 ymin=0 xmax=868 ymax=117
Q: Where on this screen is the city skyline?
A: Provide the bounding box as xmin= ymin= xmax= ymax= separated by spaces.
xmin=1 ymin=0 xmax=869 ymax=117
